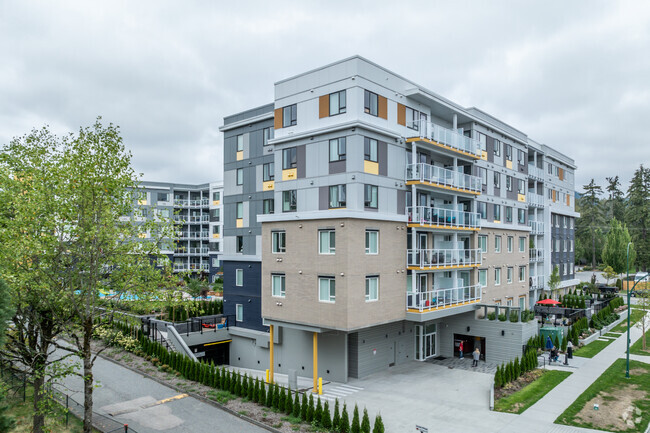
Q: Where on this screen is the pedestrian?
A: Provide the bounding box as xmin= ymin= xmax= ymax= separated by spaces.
xmin=472 ymin=347 xmax=480 ymax=367
xmin=567 ymin=340 xmax=573 ymax=359
xmin=459 ymin=340 xmax=464 ymax=359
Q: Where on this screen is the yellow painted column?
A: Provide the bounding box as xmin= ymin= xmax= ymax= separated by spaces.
xmin=269 ymin=325 xmax=274 ymax=383
xmin=312 ymin=332 xmax=318 ymax=393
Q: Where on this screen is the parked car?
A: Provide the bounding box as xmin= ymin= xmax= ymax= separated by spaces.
xmin=630 ymin=289 xmax=650 ymax=297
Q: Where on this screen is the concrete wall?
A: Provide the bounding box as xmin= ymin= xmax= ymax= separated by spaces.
xmin=349 ymin=321 xmax=414 ymax=379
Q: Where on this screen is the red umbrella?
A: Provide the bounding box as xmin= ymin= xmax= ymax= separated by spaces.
xmin=537 ymin=299 xmax=561 ymax=305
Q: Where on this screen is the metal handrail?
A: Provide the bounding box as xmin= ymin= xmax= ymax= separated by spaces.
xmin=406 ymin=163 xmax=481 ymax=193
xmin=407 ymin=284 xmax=482 ymax=311
xmin=407 ymin=206 xmax=481 ymax=229
xmin=407 ymin=248 xmax=482 ymax=268
xmin=406 ymin=120 xmax=482 ymax=157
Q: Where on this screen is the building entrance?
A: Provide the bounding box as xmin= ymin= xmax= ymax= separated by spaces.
xmin=415 ymin=323 xmax=437 ymax=361
xmin=453 ymin=334 xmax=485 ymax=361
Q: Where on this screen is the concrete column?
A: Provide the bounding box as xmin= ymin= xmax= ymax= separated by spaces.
xmin=312 ymin=332 xmax=318 ymax=393
xmin=269 ymin=325 xmax=274 ymax=383
xmin=453 ymin=114 xmax=458 ymax=131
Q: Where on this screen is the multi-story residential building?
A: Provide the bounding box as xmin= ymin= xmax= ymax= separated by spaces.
xmin=220 ymin=56 xmax=577 ymax=383
xmin=135 ymin=181 xmax=224 ymax=281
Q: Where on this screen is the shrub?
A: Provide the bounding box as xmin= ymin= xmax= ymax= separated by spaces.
xmin=292 ymin=391 xmax=300 ymax=418
xmin=373 ymin=414 xmax=385 ymax=433
xmin=351 ymin=405 xmax=361 ymax=433
xmin=509 ymin=311 xmax=519 ymax=322
xmin=498 ymin=314 xmax=508 ymax=322
xmin=487 ymin=312 xmax=497 ymax=320
xmin=314 ymin=397 xmax=323 ymax=427
xmin=340 ymin=403 xmax=350 ymax=433
xmin=307 ymin=393 xmax=314 ymax=422
xmin=361 ymin=408 xmax=371 ymax=433
xmin=300 ymin=392 xmax=308 ymax=421
xmin=322 ymin=400 xmax=332 ymax=429
xmin=332 ymin=399 xmax=341 ymax=430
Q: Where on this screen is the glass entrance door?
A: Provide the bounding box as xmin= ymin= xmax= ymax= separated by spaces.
xmin=415 ymin=323 xmax=437 ymax=361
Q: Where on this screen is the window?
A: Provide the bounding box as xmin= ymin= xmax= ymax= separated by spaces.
xmin=494 ymin=139 xmax=501 ymax=156
xmin=570 ymin=218 xmax=574 ymax=229
xmin=157 ymin=193 xmax=168 ymax=202
xmin=211 ymin=209 xmax=220 ymax=221
xmin=476 ymin=132 xmax=487 ymax=151
xmin=494 ymin=204 xmax=501 ymax=221
xmin=518 ymin=180 xmax=525 ymax=195
xmin=569 ymin=263 xmax=574 ymax=274
xmin=555 ymin=239 xmax=560 ymax=252
xmin=405 ymin=107 xmax=420 ymax=130
xmin=272 ymin=231 xmax=286 ymax=253
xmin=478 ymin=235 xmax=488 ymax=253
xmin=507 ymin=236 xmax=513 ymax=253
xmin=507 ymin=267 xmax=513 ymax=284
xmin=477 ymin=167 xmax=487 ymax=185
xmin=283 ymin=147 xmax=297 ymax=169
xmin=494 ymin=268 xmax=501 ymax=285
xmin=236 ymin=168 xmax=243 ymax=185
xmin=364 ymin=137 xmax=378 ymax=162
xmin=329 ymin=90 xmax=346 ymax=116
xmin=319 ymin=230 xmax=335 ymax=254
xmin=263 ymin=162 xmax=274 ymax=181
xmin=364 ymin=90 xmax=378 ymax=116
xmin=479 ymin=269 xmax=487 ymax=287
xmin=236 ymin=304 xmax=243 ymax=322
xmin=236 ymin=202 xmax=243 ymax=219
xmin=517 ymin=149 xmax=524 ymax=165
xmin=478 ymin=202 xmax=487 ymax=219
xmin=506 ymin=207 xmax=513 ymax=223
xmin=212 ymin=225 xmax=220 ymax=235
xmin=212 ymin=258 xmax=220 ymax=267
xmin=570 ymin=240 xmax=574 ymax=252
xmin=365 ymin=276 xmax=379 ymax=302
xmin=282 ymin=190 xmax=297 ymax=212
xmin=329 ymin=185 xmax=346 ymax=208
xmin=235 ymin=269 xmax=243 ymax=286
xmin=329 ymin=137 xmax=346 ymax=162
xmin=236 ymin=236 xmax=243 ymax=253
xmin=263 ymin=127 xmax=274 ymax=146
xmin=519 ymin=237 xmax=526 ymax=252
xmin=518 ymin=208 xmax=525 ymax=224
xmin=364 ymin=185 xmax=378 ymax=209
xmin=519 ymin=296 xmax=526 ymax=310
xmin=563 ymin=216 xmax=568 ymax=228
xmin=319 ymin=277 xmax=336 ymax=302
xmin=272 ymin=274 xmax=285 ymax=297
xmin=236 ymin=135 xmax=243 ymax=152
xmin=506 ymin=176 xmax=512 ymax=191
xmin=212 ymin=191 xmax=220 ymax=201
xmin=159 ymin=209 xmax=170 ymax=218
xmin=495 ymin=236 xmax=501 ymax=253
xmin=505 ymin=144 xmax=512 ymax=161
xmin=263 ymin=198 xmax=275 ymax=214
xmin=519 ymin=266 xmax=526 ymax=282
xmin=494 ymin=171 xmax=500 ymax=188
xmin=564 ymin=239 xmax=568 ymax=252
xmin=282 ymin=104 xmax=297 ymax=127
xmin=365 ymin=230 xmax=378 ymax=254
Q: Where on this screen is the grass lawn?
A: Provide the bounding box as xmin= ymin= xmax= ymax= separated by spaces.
xmin=630 ymin=328 xmax=650 ymax=356
xmin=495 ymin=370 xmax=572 ymax=414
xmin=573 ymin=338 xmax=615 ymax=358
xmin=611 ymin=309 xmax=646 ymax=332
xmin=556 ymin=359 xmax=650 ymax=432
xmin=604 ymin=333 xmax=622 ymax=338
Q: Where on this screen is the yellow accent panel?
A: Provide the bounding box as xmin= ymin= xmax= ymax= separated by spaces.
xmin=494 ymin=220 xmax=501 ymax=224
xmin=236 ymin=151 xmax=243 ymax=161
xmin=212 ymin=233 xmax=220 ymax=239
xmin=282 ymin=168 xmax=297 ymax=181
xmin=481 ymin=151 xmax=488 ymax=160
xmin=263 ymin=180 xmax=275 ymax=191
xmin=364 ymin=160 xmax=379 ymax=175
xmin=212 ymin=200 xmax=220 ymax=206
xmin=236 ymin=218 xmax=243 ymax=228
xmin=405 ymin=180 xmax=481 ymax=195
xmin=518 ymin=194 xmax=526 ymax=202
xmin=506 ymin=160 xmax=513 ymax=169
xmin=138 ymin=199 xmax=147 ymax=205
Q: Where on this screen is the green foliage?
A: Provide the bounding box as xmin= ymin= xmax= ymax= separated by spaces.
xmin=340 ymin=403 xmax=350 ymax=433
xmin=314 ymin=397 xmax=323 ymax=427
xmin=509 ymin=311 xmax=519 ymax=322
xmin=322 ymin=400 xmax=332 ymax=430
xmin=549 ymin=266 xmax=561 ymax=293
xmin=332 ymin=399 xmax=341 ymax=430
xmin=603 ymin=220 xmax=635 ymax=274
xmin=576 ymin=179 xmax=605 ymax=267
xmin=494 ymin=366 xmax=503 ymax=388
xmin=0 ymin=382 xmax=15 ymax=433
xmin=284 ymin=388 xmax=293 ymax=415
xmin=487 ymin=312 xmax=496 ymax=320
xmin=625 ymin=165 xmax=650 ymax=272
xmin=300 ymin=392 xmax=308 ymax=421
xmin=351 ymin=404 xmax=361 ymax=433
xmin=307 ymin=393 xmax=314 ymax=423
xmin=272 ymin=384 xmax=280 ymax=410
xmin=292 ymin=391 xmax=300 ymax=418
xmin=361 ymin=408 xmax=371 ymax=433
xmin=372 ymin=414 xmax=385 ymax=433
xmin=498 ymin=314 xmax=508 ymax=322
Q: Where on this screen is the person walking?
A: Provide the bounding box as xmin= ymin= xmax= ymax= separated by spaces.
xmin=472 ymin=347 xmax=480 ymax=367
xmin=459 ymin=340 xmax=464 ymax=359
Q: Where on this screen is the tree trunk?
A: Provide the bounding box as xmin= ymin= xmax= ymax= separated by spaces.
xmin=32 ymin=373 xmax=45 ymax=433
xmin=592 ymin=229 xmax=596 ymax=269
xmin=83 ymin=319 xmax=94 ymax=433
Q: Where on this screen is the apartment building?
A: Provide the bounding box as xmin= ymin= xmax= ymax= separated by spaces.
xmin=220 ymin=56 xmax=577 ymax=383
xmin=134 ymin=181 xmax=224 ymax=282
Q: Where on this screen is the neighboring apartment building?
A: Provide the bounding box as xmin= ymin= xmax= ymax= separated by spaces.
xmin=135 ymin=181 xmax=224 ymax=282
xmin=220 ymin=56 xmax=577 ymax=383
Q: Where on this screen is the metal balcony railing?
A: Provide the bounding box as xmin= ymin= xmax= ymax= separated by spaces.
xmin=527 ymin=193 xmax=545 ymax=208
xmin=407 ymin=206 xmax=481 ymax=230
xmin=529 ymin=248 xmax=544 ymax=262
xmin=529 ymin=220 xmax=544 ymax=235
xmin=406 ymin=163 xmax=481 ymax=193
xmin=188 ymin=215 xmax=210 ymax=223
xmin=407 ymin=284 xmax=482 ymax=312
xmin=528 ymin=164 xmax=545 ymax=181
xmin=530 ymin=275 xmax=546 ymax=289
xmin=406 ymin=120 xmax=482 ymax=157
xmin=189 ymin=247 xmax=209 ymax=255
xmin=189 ymin=232 xmax=209 ymax=239
xmin=407 ymin=248 xmax=482 ymax=269
xmin=173 ymin=264 xmax=189 ymax=272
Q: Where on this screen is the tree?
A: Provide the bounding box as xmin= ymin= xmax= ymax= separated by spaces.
xmin=548 ymin=266 xmax=561 ymax=298
xmin=332 ymin=399 xmax=341 ymax=430
xmin=626 ymin=165 xmax=650 ymax=272
xmin=602 ymin=266 xmax=618 ymax=286
xmin=340 ymin=403 xmax=350 ymax=433
xmin=373 ymin=414 xmax=385 ymax=433
xmin=603 ymin=219 xmax=635 ymax=275
xmin=605 ymin=175 xmax=625 ymax=223
xmin=576 ymin=179 xmax=605 ymax=267
xmin=351 ymin=404 xmax=361 ymax=433
xmin=321 ymin=400 xmax=332 ymax=429
xmin=361 ymin=408 xmax=371 ymax=433
xmin=636 ymin=292 xmax=650 ymax=351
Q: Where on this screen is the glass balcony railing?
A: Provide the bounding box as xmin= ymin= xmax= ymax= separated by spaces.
xmin=529 ymin=248 xmax=544 ymax=262
xmin=188 ymin=232 xmax=209 ymax=239
xmin=407 ymin=206 xmax=481 ymax=230
xmin=407 ymin=248 xmax=482 ymax=269
xmin=530 ymin=275 xmax=545 ymax=289
xmin=527 ymin=193 xmax=545 ymax=207
xmin=529 ymin=220 xmax=544 ymax=235
xmin=528 ymin=164 xmax=544 ymax=181
xmin=189 ymin=247 xmax=209 ymax=255
xmin=173 ymin=264 xmax=189 ymax=272
xmin=407 ymin=285 xmax=482 ymax=312
xmin=406 ymin=120 xmax=482 ymax=157
xmin=406 ymin=163 xmax=481 ymax=193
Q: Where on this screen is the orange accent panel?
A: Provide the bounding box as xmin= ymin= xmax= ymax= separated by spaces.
xmin=559 ymin=168 xmax=564 ymax=181
xmin=378 ymin=96 xmax=388 ymax=119
xmin=274 ymin=108 xmax=283 ymax=130
xmin=319 ymin=95 xmax=329 ymax=118
xmin=397 ymin=104 xmax=406 ymax=126
xmin=566 ymin=194 xmax=571 ymax=206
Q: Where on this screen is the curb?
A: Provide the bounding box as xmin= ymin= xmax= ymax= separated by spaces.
xmin=96 ymin=352 xmax=284 ymax=433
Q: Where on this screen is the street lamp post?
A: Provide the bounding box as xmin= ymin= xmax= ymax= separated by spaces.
xmin=626 ymin=242 xmax=632 ymax=379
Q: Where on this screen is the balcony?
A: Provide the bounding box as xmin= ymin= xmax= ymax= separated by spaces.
xmin=189 ymin=247 xmax=209 ymax=255
xmin=172 ymin=215 xmax=184 ymax=223
xmin=407 ymin=248 xmax=481 ymax=270
xmin=407 ymin=285 xmax=482 ymax=314
xmin=406 ymin=163 xmax=481 ymax=195
xmin=188 ymin=215 xmax=210 ymax=223
xmin=173 ymin=264 xmax=189 ymax=272
xmin=529 ymin=220 xmax=544 ymax=235
xmin=407 ymin=206 xmax=481 ymax=231
xmin=527 ymin=193 xmax=545 ymax=208
xmin=530 ymin=275 xmax=545 ymax=290
xmin=188 ymin=263 xmax=209 ymax=272
xmin=528 ymin=164 xmax=544 ymax=181
xmin=529 ymin=248 xmax=544 ymax=263
xmin=405 ymin=120 xmax=482 ymax=158
xmin=189 ymin=232 xmax=209 ymax=240
xmin=174 ymin=249 xmax=189 ymax=256
xmin=174 ymin=199 xmax=209 ymax=208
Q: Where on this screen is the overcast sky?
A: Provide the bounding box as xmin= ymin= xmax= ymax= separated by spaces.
xmin=2 ymin=1 xmax=649 ymax=194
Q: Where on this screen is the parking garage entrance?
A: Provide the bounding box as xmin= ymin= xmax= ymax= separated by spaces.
xmin=453 ymin=334 xmax=485 ymax=361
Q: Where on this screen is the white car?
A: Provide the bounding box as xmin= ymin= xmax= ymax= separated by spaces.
xmin=635 ymin=272 xmax=649 ymax=282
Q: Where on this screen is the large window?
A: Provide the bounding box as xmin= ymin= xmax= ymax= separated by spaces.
xmin=329 ymin=185 xmax=346 ymax=208
xmin=212 ymin=191 xmax=220 ymax=201
xmin=518 ymin=179 xmax=525 ymax=194
xmin=282 ymin=104 xmax=297 ymax=127
xmin=365 ymin=276 xmax=379 ymax=302
xmin=494 ymin=204 xmax=501 ymax=221
xmin=478 ymin=202 xmax=487 ymax=219
xmin=283 ymin=147 xmax=297 ymax=169
xmin=494 ymin=171 xmax=500 ymax=188
xmin=272 ymin=231 xmax=286 ymax=253
xmin=365 ymin=230 xmax=378 ymax=254
xmin=272 ymin=274 xmax=285 ymax=298
xmin=494 ymin=139 xmax=501 ymax=156
xmin=507 ymin=236 xmax=513 ymax=253
xmin=517 ymin=149 xmax=524 ymax=165
xmin=329 ymin=90 xmax=346 ymax=116
xmin=236 ymin=202 xmax=243 ymax=219
xmin=478 ymin=235 xmax=488 ymax=253
xmin=236 ymin=168 xmax=243 ymax=185
xmin=263 ymin=198 xmax=274 ymax=215
xmin=405 ymin=106 xmax=420 ymax=130
xmin=518 ymin=208 xmax=525 ymax=224
xmin=476 ymin=132 xmax=487 ymax=152
xmin=364 ymin=184 xmax=378 ymax=209
xmin=519 ymin=236 xmax=526 ymax=252
xmin=212 ymin=225 xmax=220 ymax=235
xmin=236 ymin=304 xmax=243 ymax=322
xmin=507 ymin=267 xmax=513 ymax=284
xmin=506 ymin=206 xmax=513 ymax=223
xmin=236 ymin=135 xmax=244 ymax=152
xmin=505 ymin=144 xmax=512 ymax=161
xmin=236 ymin=269 xmax=243 ymax=286
xmin=479 ymin=269 xmax=487 ymax=287
xmin=477 ymin=167 xmax=487 ymax=185
xmin=211 ymin=208 xmax=220 ymax=221
xmin=282 ymin=190 xmax=296 ymax=212
xmin=495 ymin=236 xmax=502 ymax=253
xmin=319 ymin=230 xmax=335 ymax=254
xmin=329 ymin=138 xmax=346 ymax=162
xmin=157 ymin=193 xmax=169 ymax=202
xmin=364 ymin=137 xmax=378 ymax=162
xmin=519 ymin=266 xmax=526 ymax=282
xmin=263 ymin=162 xmax=274 ymax=181
xmin=494 ymin=268 xmax=501 ymax=285
xmin=236 ymin=236 xmax=243 ymax=253
xmin=263 ymin=127 xmax=274 ymax=146
xmin=506 ymin=176 xmax=512 ymax=191
xmin=319 ymin=277 xmax=336 ymax=303
xmin=364 ymin=90 xmax=378 ymax=116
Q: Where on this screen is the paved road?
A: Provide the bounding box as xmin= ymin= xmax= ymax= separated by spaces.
xmin=55 ymin=353 xmax=267 ymax=433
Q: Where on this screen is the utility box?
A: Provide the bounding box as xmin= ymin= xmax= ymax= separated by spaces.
xmin=540 ymin=326 xmax=563 ymax=348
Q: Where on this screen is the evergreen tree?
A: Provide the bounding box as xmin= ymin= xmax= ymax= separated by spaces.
xmin=332 ymin=399 xmax=341 ymax=430
xmin=322 ymin=400 xmax=332 ymax=430
xmin=248 ymin=376 xmax=255 ymax=400
xmin=272 ymin=384 xmax=280 ymax=410
xmin=259 ymin=381 xmax=267 ymax=406
xmin=494 ymin=366 xmax=502 ymax=388
xmin=514 ymin=357 xmax=520 ymax=379
xmin=278 ymin=386 xmax=285 ymax=412
xmin=235 ymin=373 xmax=242 ymax=397
xmin=626 ymin=165 xmax=650 ymax=272
xmin=292 ymin=391 xmax=300 ymax=418
xmin=285 ymin=389 xmax=293 ymax=415
xmin=351 ymin=404 xmax=361 ymax=433
xmin=340 ymin=403 xmax=350 ymax=433
xmin=361 ymin=408 xmax=371 ymax=433
xmin=605 ymin=175 xmax=626 ymax=223
xmin=300 ymin=392 xmax=308 ymax=421
xmin=576 ymin=179 xmax=605 ymax=267
xmin=0 ymin=383 xmax=16 ymax=433
xmin=265 ymin=382 xmax=273 ymax=408
xmin=307 ymin=393 xmax=314 ymax=422
xmin=372 ymin=414 xmax=385 ymax=433
xmin=241 ymin=373 xmax=248 ymax=397
xmin=314 ymin=397 xmax=323 ymax=427
xmin=553 ymin=334 xmax=560 ymax=351
xmin=253 ymin=378 xmax=260 ymax=403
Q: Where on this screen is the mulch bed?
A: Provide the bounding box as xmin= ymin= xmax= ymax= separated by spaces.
xmin=494 ymin=369 xmax=544 ymax=400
